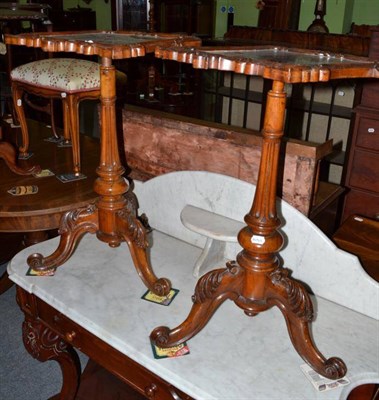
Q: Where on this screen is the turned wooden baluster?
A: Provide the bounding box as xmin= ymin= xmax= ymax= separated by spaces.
xmin=26 ymin=58 xmax=171 ymax=296
xmin=307 ymin=0 xmax=329 ymax=33
xmin=151 ymin=80 xmax=347 ymax=379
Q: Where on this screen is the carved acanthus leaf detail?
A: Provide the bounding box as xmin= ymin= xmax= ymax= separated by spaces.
xmin=59 ymin=204 xmax=97 ymax=235
xmin=192 ymin=261 xmax=240 ymax=304
xmin=270 ymin=268 xmax=313 ymax=321
xmin=117 ymin=198 xmax=148 ymax=248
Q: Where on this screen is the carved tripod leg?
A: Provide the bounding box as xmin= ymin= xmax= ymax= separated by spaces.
xmin=151 ymin=261 xmax=244 ymax=347
xmin=27 ymin=204 xmax=99 ymax=272
xmin=116 ymin=206 xmax=171 ymax=296
xmin=268 ymin=268 xmax=347 ymax=379
xmin=22 ymin=317 xmax=81 ymax=400
xmin=0 ymin=141 xmax=40 ymax=175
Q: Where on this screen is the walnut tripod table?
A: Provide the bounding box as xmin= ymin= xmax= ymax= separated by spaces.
xmin=151 ymin=46 xmax=379 ymax=378
xmin=5 ymin=31 xmax=200 ymax=296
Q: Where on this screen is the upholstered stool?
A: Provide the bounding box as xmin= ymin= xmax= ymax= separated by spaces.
xmin=11 ymin=58 xmax=106 ymax=175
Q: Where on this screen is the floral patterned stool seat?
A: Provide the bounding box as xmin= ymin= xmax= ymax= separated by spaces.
xmin=11 ymin=58 xmax=126 ymax=175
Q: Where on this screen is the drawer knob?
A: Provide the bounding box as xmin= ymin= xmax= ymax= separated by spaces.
xmin=144 ymin=383 xmax=157 ymax=398
xmin=368 ymin=128 xmax=375 ymax=133
xmin=65 ymin=331 xmax=76 ymax=342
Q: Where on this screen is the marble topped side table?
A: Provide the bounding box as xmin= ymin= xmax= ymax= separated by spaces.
xmin=149 ymin=46 xmax=379 ymax=379
xmin=7 ymin=225 xmax=379 ymax=400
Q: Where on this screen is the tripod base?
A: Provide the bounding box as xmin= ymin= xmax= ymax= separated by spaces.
xmin=27 ymin=197 xmax=171 ymax=297
xmin=151 ymin=260 xmax=347 ymax=379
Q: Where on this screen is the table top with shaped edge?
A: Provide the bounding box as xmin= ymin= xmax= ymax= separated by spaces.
xmin=154 ymin=45 xmax=379 ymax=83
xmin=4 ymin=30 xmax=201 ymax=60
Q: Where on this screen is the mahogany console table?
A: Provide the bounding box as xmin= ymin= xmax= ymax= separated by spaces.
xmin=4 ymin=31 xmax=200 ymax=296
xmin=149 ymin=46 xmax=379 ymax=379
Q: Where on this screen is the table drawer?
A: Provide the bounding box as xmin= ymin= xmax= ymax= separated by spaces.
xmin=343 ymin=189 xmax=379 ymax=222
xmin=348 ymin=150 xmax=379 ymax=193
xmin=35 ymin=298 xmax=192 ymax=399
xmin=356 ymin=116 xmax=379 ymax=151
xmin=36 ymin=298 xmax=89 ymax=351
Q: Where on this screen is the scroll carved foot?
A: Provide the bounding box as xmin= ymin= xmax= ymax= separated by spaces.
xmin=0 ymin=141 xmax=41 ymax=175
xmin=117 ymin=198 xmax=171 ymax=296
xmin=22 ymin=317 xmax=81 ymax=400
xmin=151 ymin=261 xmax=244 ymax=347
xmin=27 ymin=204 xmax=99 ymax=272
xmin=268 ymin=268 xmax=347 ymax=379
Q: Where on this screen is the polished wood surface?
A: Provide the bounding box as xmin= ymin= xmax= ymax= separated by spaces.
xmin=4 ymin=31 xmax=201 ymax=296
xmin=219 ymin=26 xmax=371 ymax=57
xmin=5 ymin=31 xmax=200 ymax=59
xmin=333 ymin=215 xmax=379 ymax=282
xmin=16 ymin=286 xmax=193 ymax=400
xmin=0 ymin=119 xmax=99 ymax=294
xmin=154 ymin=46 xmax=379 ymax=82
xmin=342 ymin=28 xmax=379 ymax=222
xmin=0 ymin=120 xmax=99 ymax=233
xmin=0 ymin=140 xmax=40 ymax=175
xmin=150 ymin=46 xmax=379 ymax=380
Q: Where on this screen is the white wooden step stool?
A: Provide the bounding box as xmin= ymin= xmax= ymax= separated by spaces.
xmin=180 ymin=205 xmax=244 ymax=277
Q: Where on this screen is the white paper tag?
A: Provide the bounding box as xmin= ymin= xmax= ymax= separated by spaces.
xmin=300 ymin=364 xmax=350 ymax=392
xmin=251 ymin=235 xmax=265 ymax=245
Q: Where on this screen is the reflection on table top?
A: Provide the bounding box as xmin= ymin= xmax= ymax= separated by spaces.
xmin=155 ymin=45 xmax=379 ymax=83
xmin=0 ymin=120 xmax=99 ymax=231
xmin=4 ymin=30 xmax=201 ymax=59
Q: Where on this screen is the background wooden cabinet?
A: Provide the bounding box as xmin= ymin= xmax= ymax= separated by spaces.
xmin=154 ymin=0 xmax=214 ymax=37
xmin=342 ymin=28 xmax=379 ymax=222
xmin=50 ymin=8 xmax=96 ymax=31
xmin=111 ymin=0 xmax=148 ymax=31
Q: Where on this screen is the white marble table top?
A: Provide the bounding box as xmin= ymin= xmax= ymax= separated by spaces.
xmin=8 ymin=231 xmax=379 ymax=400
